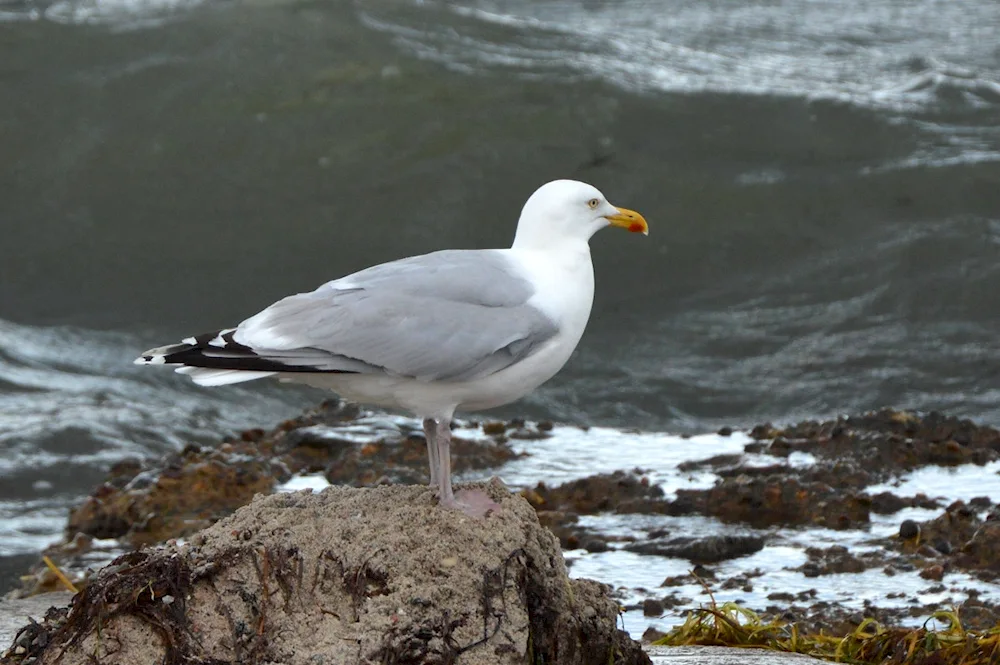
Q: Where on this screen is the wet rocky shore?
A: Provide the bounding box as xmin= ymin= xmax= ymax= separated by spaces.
xmin=4 ymin=402 xmax=1000 ymax=662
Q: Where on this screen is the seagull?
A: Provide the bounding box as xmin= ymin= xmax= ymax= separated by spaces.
xmin=135 ymin=179 xmax=648 ymax=517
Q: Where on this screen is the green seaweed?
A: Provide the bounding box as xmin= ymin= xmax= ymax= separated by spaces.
xmin=654 ymin=600 xmax=1000 ymax=664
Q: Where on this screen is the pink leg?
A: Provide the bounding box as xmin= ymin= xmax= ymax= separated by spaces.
xmin=433 ymin=419 xmax=500 ymax=518
xmin=423 ymin=418 xmax=439 ymax=486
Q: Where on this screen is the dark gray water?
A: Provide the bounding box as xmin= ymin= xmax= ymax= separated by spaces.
xmin=1 ymin=0 xmax=999 ymax=589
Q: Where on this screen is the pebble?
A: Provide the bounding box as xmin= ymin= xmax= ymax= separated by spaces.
xmin=899 ymin=520 xmax=920 ymax=540
xmin=642 ymin=598 xmax=665 ymax=617
xmin=919 ymin=565 xmax=945 ymax=581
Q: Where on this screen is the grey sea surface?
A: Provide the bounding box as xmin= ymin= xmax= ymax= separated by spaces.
xmin=1 ymin=0 xmax=998 ymax=607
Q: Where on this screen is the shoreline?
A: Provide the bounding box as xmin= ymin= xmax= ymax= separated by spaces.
xmin=4 ymin=402 xmax=1000 ymax=662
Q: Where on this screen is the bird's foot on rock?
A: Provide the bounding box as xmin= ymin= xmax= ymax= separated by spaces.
xmin=441 ymin=489 xmax=501 ymax=519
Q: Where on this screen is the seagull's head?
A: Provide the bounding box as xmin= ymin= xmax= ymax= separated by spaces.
xmin=512 ymin=179 xmax=648 ymax=250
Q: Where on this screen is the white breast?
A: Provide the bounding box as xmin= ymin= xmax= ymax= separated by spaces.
xmin=508 ymin=243 xmax=595 ymax=350
xmin=442 ymin=243 xmax=595 ymax=410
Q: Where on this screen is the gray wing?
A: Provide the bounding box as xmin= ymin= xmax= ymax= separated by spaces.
xmin=231 ymin=250 xmax=560 ymax=382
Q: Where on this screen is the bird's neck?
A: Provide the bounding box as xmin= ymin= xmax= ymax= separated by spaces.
xmin=507 ymin=239 xmax=594 ymax=300
xmin=511 ymin=229 xmax=593 ymax=254
xmin=504 ymin=238 xmax=595 ymax=337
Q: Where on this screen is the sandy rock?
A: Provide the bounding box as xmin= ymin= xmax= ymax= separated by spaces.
xmin=12 ymin=482 xmax=647 ymax=665
xmin=17 ymin=400 xmax=520 ymax=598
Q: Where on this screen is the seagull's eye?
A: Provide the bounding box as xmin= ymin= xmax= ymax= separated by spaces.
xmin=587 ymin=198 xmax=600 ymax=209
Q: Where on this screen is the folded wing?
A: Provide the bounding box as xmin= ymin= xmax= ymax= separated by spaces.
xmin=136 ymin=250 xmax=560 ymax=385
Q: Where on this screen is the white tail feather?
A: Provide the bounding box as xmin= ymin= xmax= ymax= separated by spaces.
xmin=176 ymin=367 xmax=278 ymax=386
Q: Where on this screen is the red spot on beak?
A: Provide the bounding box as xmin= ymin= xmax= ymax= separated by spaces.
xmin=629 ymin=222 xmax=645 ymax=233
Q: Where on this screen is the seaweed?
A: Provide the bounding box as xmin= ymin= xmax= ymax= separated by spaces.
xmin=656 ymin=599 xmax=1000 ymax=665
xmin=38 ymin=550 xmax=226 ymax=665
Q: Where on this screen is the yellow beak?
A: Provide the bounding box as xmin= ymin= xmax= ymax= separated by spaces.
xmin=606 ymin=206 xmax=649 ymax=235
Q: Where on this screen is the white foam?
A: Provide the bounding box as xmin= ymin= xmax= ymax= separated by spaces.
xmin=42 ymin=0 xmax=206 ymax=28
xmin=489 ymin=426 xmax=751 ymax=498
xmin=867 ymin=461 xmax=1000 ymax=502
xmin=277 ymin=473 xmax=332 ymax=493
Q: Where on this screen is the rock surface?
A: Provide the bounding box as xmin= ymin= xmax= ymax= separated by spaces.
xmin=4 ymin=482 xmax=648 ymax=665
xmin=16 ymin=400 xmax=525 ymax=597
xmin=0 ymin=603 xmax=828 ymax=665
xmin=0 ymin=592 xmax=73 ymax=658
xmin=11 ymin=405 xmax=1000 ymax=649
xmin=646 ymin=646 xmax=824 ymax=663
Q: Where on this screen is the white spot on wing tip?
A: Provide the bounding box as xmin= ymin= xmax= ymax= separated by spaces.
xmin=209 ymin=328 xmax=236 ymax=348
xmin=182 ymin=336 xmax=197 ymax=344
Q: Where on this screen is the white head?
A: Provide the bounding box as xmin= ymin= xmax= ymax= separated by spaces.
xmin=511 ymin=179 xmax=648 ymax=250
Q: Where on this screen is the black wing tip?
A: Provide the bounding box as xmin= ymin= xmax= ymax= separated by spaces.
xmin=138 ymin=329 xmax=358 ymax=375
